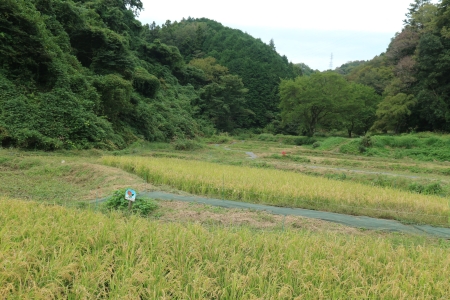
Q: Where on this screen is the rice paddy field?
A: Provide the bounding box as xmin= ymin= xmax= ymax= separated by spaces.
xmin=1 ymin=198 xmax=450 ymax=299
xmin=102 ymin=156 xmax=450 ymax=226
xmin=3 ymin=133 xmax=450 ymax=298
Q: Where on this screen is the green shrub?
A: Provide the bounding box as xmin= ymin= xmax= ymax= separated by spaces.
xmin=312 ymin=142 xmax=321 ymax=149
xmin=207 ymin=134 xmax=232 ymax=144
xmin=257 ymin=134 xmax=276 ymax=142
xmin=358 ymin=145 xmax=367 ymax=153
xmin=172 ymin=139 xmax=203 ymax=151
xmin=132 ymin=67 xmax=160 ymax=98
xmin=277 ymin=135 xmax=296 ymax=144
xmin=395 ymin=136 xmax=417 ymax=149
xmin=424 ymin=137 xmax=441 ymax=146
xmin=360 ymin=135 xmax=372 ymax=147
xmin=424 ymin=183 xmax=443 ymax=195
xmin=105 ymin=188 xmax=158 ymax=216
xmin=339 ymin=140 xmax=360 ymax=155
xmin=371 ymin=176 xmax=392 ymax=188
xmin=292 ymin=136 xmax=316 ymax=146
xmin=408 ymin=182 xmax=443 ymax=195
xmin=313 ymin=131 xmax=327 ymax=137
xmin=373 ymin=135 xmax=418 ymax=149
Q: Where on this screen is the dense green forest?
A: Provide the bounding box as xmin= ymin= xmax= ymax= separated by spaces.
xmin=1 ymin=0 xmax=450 ymax=150
xmin=341 ymin=0 xmax=450 ymax=134
xmin=149 ymin=18 xmax=301 ymax=128
xmin=0 ymin=0 xmax=298 ymax=150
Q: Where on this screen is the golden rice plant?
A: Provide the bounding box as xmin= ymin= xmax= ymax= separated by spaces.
xmin=102 ymin=156 xmax=450 ymax=226
xmin=1 ymin=198 xmax=449 ymax=299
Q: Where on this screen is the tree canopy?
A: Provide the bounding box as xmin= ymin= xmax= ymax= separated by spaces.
xmin=342 ymin=0 xmax=450 ymax=134
xmin=154 ymin=18 xmax=299 ymax=128
xmin=279 ymin=72 xmax=379 ymax=137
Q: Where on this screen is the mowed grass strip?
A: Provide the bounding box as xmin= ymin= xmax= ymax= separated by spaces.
xmin=1 ymin=198 xmax=449 ymax=299
xmin=103 ymin=156 xmax=450 ymax=226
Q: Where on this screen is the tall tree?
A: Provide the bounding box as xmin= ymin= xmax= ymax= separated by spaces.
xmin=371 ymin=93 xmax=417 ymax=133
xmin=404 ymin=0 xmax=434 ymax=30
xmin=269 ymin=39 xmax=276 ymax=51
xmin=340 ymin=83 xmax=381 ymax=137
xmin=189 ymin=57 xmax=228 ymax=82
xmin=196 ymin=75 xmax=250 ymax=131
xmin=279 ymin=72 xmax=351 ymax=136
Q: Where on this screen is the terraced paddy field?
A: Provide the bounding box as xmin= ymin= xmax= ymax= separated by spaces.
xmin=103 ymin=155 xmax=450 ymax=226
xmin=2 ymin=134 xmax=450 ymax=298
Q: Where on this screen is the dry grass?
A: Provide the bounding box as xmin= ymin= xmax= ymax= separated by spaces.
xmin=155 ymin=200 xmax=363 ymax=235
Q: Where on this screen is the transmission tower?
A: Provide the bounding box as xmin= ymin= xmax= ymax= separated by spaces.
xmin=329 ymin=53 xmax=333 ymax=70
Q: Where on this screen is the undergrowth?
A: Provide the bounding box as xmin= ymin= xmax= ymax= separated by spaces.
xmin=104 ymin=188 xmax=158 ymax=216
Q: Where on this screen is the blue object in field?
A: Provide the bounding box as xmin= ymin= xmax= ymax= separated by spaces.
xmin=125 ymin=189 xmax=136 ymax=202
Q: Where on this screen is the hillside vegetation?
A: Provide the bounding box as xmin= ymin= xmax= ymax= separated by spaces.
xmin=4 ymin=0 xmax=450 ymax=150
xmin=344 ymin=0 xmax=450 ymax=133
xmin=0 ymin=0 xmax=297 ymax=150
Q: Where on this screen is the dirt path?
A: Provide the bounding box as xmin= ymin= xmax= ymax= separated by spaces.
xmin=93 ymin=191 xmax=450 ymax=239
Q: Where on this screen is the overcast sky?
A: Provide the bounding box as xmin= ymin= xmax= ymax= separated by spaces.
xmin=138 ymin=0 xmax=440 ymax=71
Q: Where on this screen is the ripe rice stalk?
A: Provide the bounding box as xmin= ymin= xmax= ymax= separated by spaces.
xmin=1 ymin=198 xmax=449 ymax=299
xmin=102 ymin=156 xmax=449 ymax=226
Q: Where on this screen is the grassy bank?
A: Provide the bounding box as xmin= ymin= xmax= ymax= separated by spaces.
xmin=0 ymin=150 xmax=147 ymax=202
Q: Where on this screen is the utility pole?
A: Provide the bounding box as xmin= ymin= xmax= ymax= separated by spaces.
xmin=329 ymin=53 xmax=333 ymax=70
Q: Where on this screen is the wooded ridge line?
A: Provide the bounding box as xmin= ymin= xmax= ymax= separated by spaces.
xmin=0 ymin=0 xmax=446 ymax=150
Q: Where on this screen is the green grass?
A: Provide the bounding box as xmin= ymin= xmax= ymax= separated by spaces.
xmin=315 ymin=136 xmax=347 ymax=151
xmin=4 ymin=133 xmax=450 ymax=204
xmin=0 ymin=154 xmax=81 ymax=202
xmin=336 ymin=133 xmax=450 ymax=161
xmin=0 ymin=149 xmax=147 ymax=203
xmin=206 ymin=135 xmax=450 ymax=198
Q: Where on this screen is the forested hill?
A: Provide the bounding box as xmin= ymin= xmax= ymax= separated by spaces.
xmin=343 ymin=0 xmax=450 ymax=133
xmin=149 ymin=18 xmax=301 ymax=127
xmin=0 ymin=0 xmax=298 ymax=150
